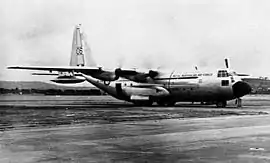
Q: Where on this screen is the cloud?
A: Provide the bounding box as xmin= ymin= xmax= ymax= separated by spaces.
xmin=2 ymin=0 xmax=270 ymax=80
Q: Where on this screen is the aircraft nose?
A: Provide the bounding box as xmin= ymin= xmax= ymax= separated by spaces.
xmin=232 ymin=81 xmax=252 ymax=98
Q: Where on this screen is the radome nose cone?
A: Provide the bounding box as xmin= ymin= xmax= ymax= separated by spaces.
xmin=232 ymin=81 xmax=252 ymax=98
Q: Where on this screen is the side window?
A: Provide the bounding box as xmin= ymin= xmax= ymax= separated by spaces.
xmin=221 ymin=80 xmax=229 ymax=86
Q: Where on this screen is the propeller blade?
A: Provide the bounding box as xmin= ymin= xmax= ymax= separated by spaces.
xmin=225 ymin=58 xmax=229 ymax=69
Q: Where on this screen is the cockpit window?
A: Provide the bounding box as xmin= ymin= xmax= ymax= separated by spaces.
xmin=217 ymin=70 xmax=229 ymax=77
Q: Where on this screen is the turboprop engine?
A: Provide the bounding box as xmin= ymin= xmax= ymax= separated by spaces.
xmin=115 ymin=68 xmax=159 ymax=83
xmin=88 ymin=71 xmax=119 ymax=81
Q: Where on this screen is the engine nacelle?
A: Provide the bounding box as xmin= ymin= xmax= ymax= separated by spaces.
xmin=51 ymin=76 xmax=85 ymax=84
xmin=115 ymin=68 xmax=159 ymax=83
xmin=91 ymin=71 xmax=119 ymax=81
xmin=127 ymin=74 xmax=151 ymax=83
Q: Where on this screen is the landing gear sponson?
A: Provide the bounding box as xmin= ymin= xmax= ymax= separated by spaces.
xmin=132 ymin=100 xmax=153 ymax=106
xmin=132 ymin=100 xmax=176 ymax=107
xmin=157 ymin=100 xmax=176 ymax=107
xmin=216 ymin=101 xmax=227 ymax=108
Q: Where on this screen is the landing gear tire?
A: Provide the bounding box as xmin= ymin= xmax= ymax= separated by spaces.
xmin=167 ymin=101 xmax=176 ymax=107
xmin=133 ymin=100 xmax=153 ymax=106
xmin=157 ymin=101 xmax=176 ymax=107
xmin=216 ymin=101 xmax=227 ymax=108
xmin=235 ymin=98 xmax=242 ymax=108
xmin=157 ymin=101 xmax=166 ymax=106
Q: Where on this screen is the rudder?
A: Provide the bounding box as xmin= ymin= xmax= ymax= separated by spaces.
xmin=70 ymin=24 xmax=85 ymax=67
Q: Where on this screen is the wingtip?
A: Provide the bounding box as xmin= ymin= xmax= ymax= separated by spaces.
xmin=7 ymin=66 xmax=17 ymax=69
xmin=7 ymin=66 xmax=23 ymax=69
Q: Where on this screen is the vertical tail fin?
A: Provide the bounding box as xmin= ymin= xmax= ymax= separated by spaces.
xmin=70 ymin=24 xmax=96 ymax=67
xmin=70 ymin=24 xmax=84 ymax=66
xmin=81 ymin=31 xmax=97 ymax=67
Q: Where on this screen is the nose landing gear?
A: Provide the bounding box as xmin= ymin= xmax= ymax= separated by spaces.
xmin=235 ymin=98 xmax=242 ymax=108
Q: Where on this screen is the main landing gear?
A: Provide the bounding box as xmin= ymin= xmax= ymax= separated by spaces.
xmin=216 ymin=101 xmax=227 ymax=108
xmin=133 ymin=98 xmax=177 ymax=107
xmin=132 ymin=100 xmax=153 ymax=106
xmin=157 ymin=100 xmax=176 ymax=107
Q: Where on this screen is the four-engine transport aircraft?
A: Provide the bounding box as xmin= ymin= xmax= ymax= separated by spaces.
xmin=8 ymin=25 xmax=252 ymax=108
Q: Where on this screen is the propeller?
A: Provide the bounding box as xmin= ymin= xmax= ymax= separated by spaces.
xmin=114 ymin=56 xmax=160 ymax=82
xmin=224 ymin=58 xmax=249 ymax=77
xmin=117 ymin=56 xmax=125 ymax=69
xmin=114 ymin=68 xmax=159 ymax=83
xmin=148 ymin=70 xmax=159 ymax=78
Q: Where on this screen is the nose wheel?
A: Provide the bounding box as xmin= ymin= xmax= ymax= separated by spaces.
xmin=235 ymin=98 xmax=242 ymax=107
xmin=216 ymin=101 xmax=227 ymax=108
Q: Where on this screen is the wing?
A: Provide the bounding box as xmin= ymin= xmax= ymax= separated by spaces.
xmin=8 ymin=65 xmax=120 ymax=81
xmin=8 ymin=65 xmax=101 ymax=73
xmin=116 ymin=68 xmax=198 ymax=83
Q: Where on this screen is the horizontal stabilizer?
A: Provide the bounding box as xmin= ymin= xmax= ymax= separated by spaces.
xmin=32 ymin=72 xmax=83 ymax=76
xmin=32 ymin=73 xmax=59 ymax=76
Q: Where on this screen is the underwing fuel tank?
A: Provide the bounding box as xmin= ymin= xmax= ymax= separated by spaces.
xmin=51 ymin=76 xmax=85 ymax=84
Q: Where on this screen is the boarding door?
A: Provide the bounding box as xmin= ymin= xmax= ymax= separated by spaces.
xmin=167 ymin=70 xmax=175 ymax=89
xmin=116 ymin=83 xmax=123 ymax=96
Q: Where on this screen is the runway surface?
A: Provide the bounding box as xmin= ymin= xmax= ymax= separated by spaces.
xmin=0 ymin=95 xmax=270 ymax=162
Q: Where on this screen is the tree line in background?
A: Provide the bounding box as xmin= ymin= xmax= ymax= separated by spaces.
xmin=1 ymin=87 xmax=270 ymax=95
xmin=0 ymin=88 xmax=104 ymax=95
xmin=1 ymin=78 xmax=270 ymax=95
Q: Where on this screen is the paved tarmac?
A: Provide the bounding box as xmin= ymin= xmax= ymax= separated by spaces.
xmin=0 ymin=95 xmax=270 ymax=162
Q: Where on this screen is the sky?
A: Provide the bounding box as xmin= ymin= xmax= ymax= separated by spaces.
xmin=2 ymin=0 xmax=270 ymax=81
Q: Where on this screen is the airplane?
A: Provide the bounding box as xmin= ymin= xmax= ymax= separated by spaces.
xmin=8 ymin=25 xmax=252 ymax=108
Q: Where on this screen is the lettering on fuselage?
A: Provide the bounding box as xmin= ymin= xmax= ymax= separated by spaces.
xmin=172 ymin=73 xmax=213 ymax=78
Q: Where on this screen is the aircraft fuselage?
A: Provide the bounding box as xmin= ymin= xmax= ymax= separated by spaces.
xmin=83 ymin=69 xmax=251 ymax=107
